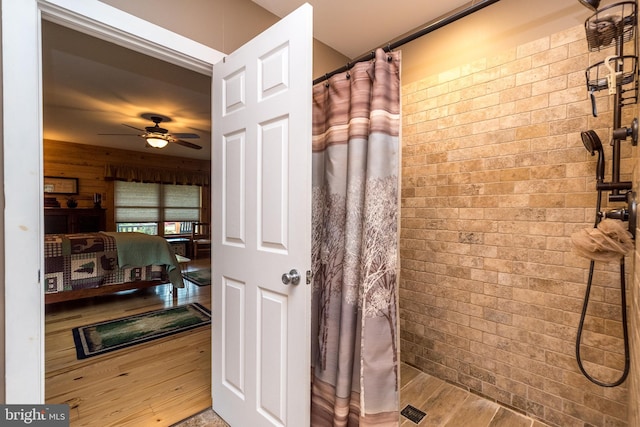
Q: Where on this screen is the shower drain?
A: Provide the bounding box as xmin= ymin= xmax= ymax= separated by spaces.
xmin=401 ymin=405 xmax=426 ymax=424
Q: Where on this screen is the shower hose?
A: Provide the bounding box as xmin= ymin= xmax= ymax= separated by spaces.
xmin=575 ymin=195 xmax=630 ymax=387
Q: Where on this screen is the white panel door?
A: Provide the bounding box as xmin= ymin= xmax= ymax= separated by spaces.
xmin=212 ymin=4 xmax=312 ymax=427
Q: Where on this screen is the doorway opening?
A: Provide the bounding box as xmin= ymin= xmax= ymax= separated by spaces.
xmin=41 ymin=17 xmax=214 ymax=425
xmin=2 ymin=0 xmax=221 ymax=408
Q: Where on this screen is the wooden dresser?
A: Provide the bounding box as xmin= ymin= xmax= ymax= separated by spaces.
xmin=44 ymin=208 xmax=106 ymax=234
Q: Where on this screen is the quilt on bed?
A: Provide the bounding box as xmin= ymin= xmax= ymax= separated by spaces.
xmin=44 ymin=232 xmax=175 ymax=294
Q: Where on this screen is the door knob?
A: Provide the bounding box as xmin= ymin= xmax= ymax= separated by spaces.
xmin=281 ymin=269 xmax=300 ymax=285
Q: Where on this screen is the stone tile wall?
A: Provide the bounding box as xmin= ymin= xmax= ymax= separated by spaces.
xmin=400 ymin=23 xmax=639 ymax=427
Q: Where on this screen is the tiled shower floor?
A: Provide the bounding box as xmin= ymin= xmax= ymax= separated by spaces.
xmin=174 ymin=363 xmax=550 ymax=426
xmin=400 ymin=363 xmax=549 ymax=427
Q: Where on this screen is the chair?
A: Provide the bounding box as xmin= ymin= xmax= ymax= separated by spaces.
xmin=191 ymin=222 xmax=211 ymax=259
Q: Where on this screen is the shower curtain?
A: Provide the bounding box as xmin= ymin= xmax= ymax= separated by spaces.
xmin=310 ymin=48 xmax=401 ymax=426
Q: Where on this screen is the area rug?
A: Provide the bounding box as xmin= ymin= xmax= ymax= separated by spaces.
xmin=72 ymin=303 xmax=211 ymax=359
xmin=183 ymin=268 xmax=211 ymax=287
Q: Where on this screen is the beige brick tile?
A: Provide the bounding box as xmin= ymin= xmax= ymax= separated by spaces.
xmin=438 ymin=67 xmax=461 ymax=83
xmin=531 ymin=104 xmax=567 ymax=123
xmin=427 ymin=82 xmax=450 ymax=99
xmin=500 ymin=112 xmax=532 ymax=129
xmin=473 ymin=66 xmax=502 ymax=85
xmin=467 ymin=267 xmax=497 ymax=285
xmin=583 ymin=393 xmax=628 ymax=420
xmin=567 ymin=69 xmax=588 ymax=90
xmin=517 ymin=37 xmax=550 ymax=58
xmin=487 ymin=48 xmax=517 ymax=69
xmin=549 ymin=85 xmax=588 ymax=106
xmin=532 ymin=45 xmax=569 ymax=67
xmin=528 ymin=194 xmax=565 ymax=208
xmin=516 ymin=95 xmax=550 ymax=114
xmin=549 ymin=54 xmax=589 ymax=77
xmin=486 ymin=75 xmax=516 ymax=93
xmin=500 ymin=85 xmax=532 ymax=103
xmin=501 ymin=56 xmax=532 ymax=77
xmin=568 ymin=37 xmax=589 ymax=58
xmin=448 ymin=73 xmax=475 ymax=92
xmin=531 ymin=75 xmax=567 ymax=96
xmin=563 ymin=401 xmax=605 ymax=426
xmin=499 ymin=167 xmax=531 ymax=181
xmin=550 ymin=25 xmax=585 ymax=48
xmin=516 ymin=66 xmax=550 ymax=86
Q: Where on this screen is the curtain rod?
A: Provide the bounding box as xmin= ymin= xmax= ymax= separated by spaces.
xmin=313 ymin=0 xmax=501 ymax=85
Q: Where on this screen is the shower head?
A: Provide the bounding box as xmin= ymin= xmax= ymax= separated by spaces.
xmin=581 ymin=130 xmax=605 ymax=182
xmin=578 ymin=0 xmax=600 ymax=11
xmin=581 ymin=130 xmax=602 ymax=154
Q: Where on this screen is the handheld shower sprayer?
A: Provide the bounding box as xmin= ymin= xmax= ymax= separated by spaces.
xmin=576 ymin=127 xmax=636 ymax=388
xmin=576 ymin=128 xmax=633 ymax=388
xmin=580 ymin=130 xmax=605 ymax=183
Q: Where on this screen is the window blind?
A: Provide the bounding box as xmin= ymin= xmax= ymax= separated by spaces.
xmin=115 ymin=182 xmax=160 ymax=222
xmin=115 ymin=181 xmax=201 ymax=223
xmin=164 ymin=184 xmax=200 ymax=221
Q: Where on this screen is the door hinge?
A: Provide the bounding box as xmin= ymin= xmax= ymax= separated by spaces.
xmin=306 ymin=270 xmax=313 ymax=285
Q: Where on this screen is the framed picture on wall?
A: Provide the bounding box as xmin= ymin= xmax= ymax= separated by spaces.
xmin=44 ymin=176 xmax=79 ymax=194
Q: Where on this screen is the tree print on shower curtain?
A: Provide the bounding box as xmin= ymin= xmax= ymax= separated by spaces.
xmin=311 ymin=48 xmax=400 ymax=427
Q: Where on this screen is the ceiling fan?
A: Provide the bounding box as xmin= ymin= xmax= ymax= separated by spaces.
xmin=100 ymin=113 xmax=203 ymax=150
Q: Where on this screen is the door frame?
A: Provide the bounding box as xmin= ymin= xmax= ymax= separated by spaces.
xmin=2 ymin=0 xmax=223 ymax=402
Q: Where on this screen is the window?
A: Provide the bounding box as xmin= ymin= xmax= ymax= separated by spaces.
xmin=115 ymin=181 xmax=201 ymax=236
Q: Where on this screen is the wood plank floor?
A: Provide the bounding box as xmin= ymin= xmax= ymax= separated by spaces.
xmin=47 ymin=257 xmax=550 ymax=427
xmin=399 ymin=364 xmax=551 ymax=427
xmin=175 ymin=363 xmax=552 ymax=427
xmin=45 ymin=258 xmax=214 ymax=427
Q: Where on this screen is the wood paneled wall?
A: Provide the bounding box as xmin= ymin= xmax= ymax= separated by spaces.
xmin=43 ymin=139 xmax=211 ymax=231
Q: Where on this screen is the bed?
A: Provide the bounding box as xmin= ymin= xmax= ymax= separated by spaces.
xmin=44 ymin=231 xmax=184 ymax=304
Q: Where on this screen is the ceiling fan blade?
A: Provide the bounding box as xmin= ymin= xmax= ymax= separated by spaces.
xmin=188 ymin=126 xmax=211 ymax=134
xmin=98 ymin=133 xmax=139 ymax=136
xmin=172 ymin=133 xmax=200 ymax=139
xmin=122 ymin=124 xmax=145 ymax=132
xmin=172 ymin=139 xmax=202 ymax=150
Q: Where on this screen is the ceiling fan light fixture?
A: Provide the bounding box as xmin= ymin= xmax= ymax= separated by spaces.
xmin=146 ymin=136 xmax=169 ymax=148
xmin=578 ymin=0 xmax=600 ymax=11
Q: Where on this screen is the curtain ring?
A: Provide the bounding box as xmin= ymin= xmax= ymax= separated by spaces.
xmin=346 ymin=62 xmax=350 ymax=79
xmin=324 ymin=73 xmax=330 ymax=88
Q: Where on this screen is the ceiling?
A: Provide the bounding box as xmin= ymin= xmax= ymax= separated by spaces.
xmin=251 ymin=0 xmax=472 ymax=59
xmin=42 ymin=21 xmax=213 ymax=160
xmin=41 ymin=1 xmax=481 ymax=161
